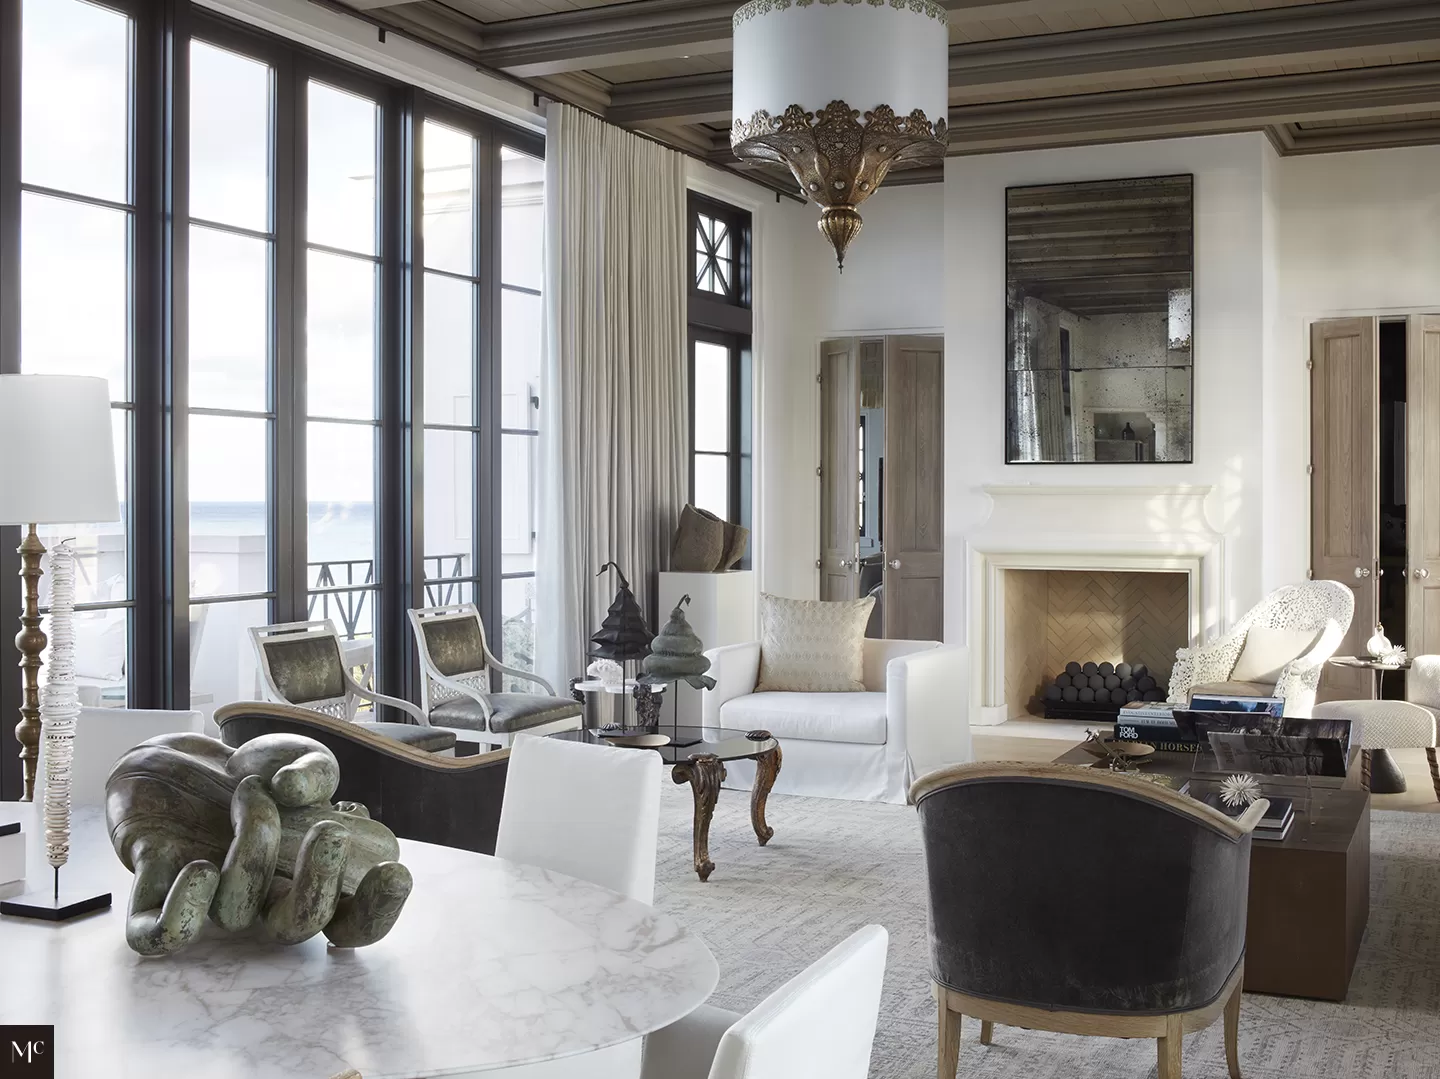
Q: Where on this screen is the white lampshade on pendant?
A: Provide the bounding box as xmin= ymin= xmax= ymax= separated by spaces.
xmin=731 ymin=0 xmax=950 ymax=269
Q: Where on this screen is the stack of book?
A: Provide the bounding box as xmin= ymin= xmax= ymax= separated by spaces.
xmin=1113 ymin=703 xmax=1196 ymax=752
xmin=1198 ymin=792 xmax=1295 ymax=841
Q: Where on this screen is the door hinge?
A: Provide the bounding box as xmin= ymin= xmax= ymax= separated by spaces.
xmin=816 ymin=465 xmax=822 ymax=477
xmin=1306 ymin=359 xmax=1313 ymax=371
xmin=816 ymin=373 xmax=822 ymax=384
xmin=815 ymin=558 xmax=822 ymax=569
xmin=1307 ymin=568 xmax=1315 ymax=580
xmin=1307 ymin=463 xmax=1314 ymax=475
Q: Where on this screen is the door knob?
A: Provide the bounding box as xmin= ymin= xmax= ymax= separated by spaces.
xmin=1354 ymin=567 xmax=1372 ymax=579
xmin=887 ymin=559 xmax=901 ymax=569
xmin=1418 ymin=568 xmax=1432 ymax=580
xmin=839 ymin=559 xmax=853 ymax=569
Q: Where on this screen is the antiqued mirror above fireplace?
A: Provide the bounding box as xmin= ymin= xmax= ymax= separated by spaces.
xmin=1005 ymin=174 xmax=1194 ymax=464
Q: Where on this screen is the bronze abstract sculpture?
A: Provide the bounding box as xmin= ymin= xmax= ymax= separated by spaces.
xmin=105 ymin=732 xmax=412 ymax=956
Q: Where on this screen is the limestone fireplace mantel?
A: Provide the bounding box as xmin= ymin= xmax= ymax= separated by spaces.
xmin=967 ymin=485 xmax=1226 ymax=726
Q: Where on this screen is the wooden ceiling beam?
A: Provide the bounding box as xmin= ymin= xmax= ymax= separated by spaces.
xmin=587 ymin=0 xmax=1440 ymax=120
xmin=947 ymin=59 xmax=1440 ymax=152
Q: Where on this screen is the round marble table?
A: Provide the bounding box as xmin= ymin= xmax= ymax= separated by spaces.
xmin=0 ymin=803 xmax=718 ymax=1079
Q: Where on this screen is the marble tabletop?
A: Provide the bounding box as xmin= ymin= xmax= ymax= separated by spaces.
xmin=0 ymin=802 xmax=718 ymax=1079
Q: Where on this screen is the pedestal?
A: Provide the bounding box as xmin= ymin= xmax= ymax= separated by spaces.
xmin=0 ymin=822 xmax=24 ymax=890
xmin=658 ymin=571 xmax=757 ymax=727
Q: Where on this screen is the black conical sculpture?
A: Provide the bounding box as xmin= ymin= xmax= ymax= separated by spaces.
xmin=589 ymin=561 xmax=652 ymax=661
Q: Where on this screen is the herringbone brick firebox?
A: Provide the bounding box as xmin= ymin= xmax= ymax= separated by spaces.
xmin=1003 ymin=568 xmax=1189 ymax=719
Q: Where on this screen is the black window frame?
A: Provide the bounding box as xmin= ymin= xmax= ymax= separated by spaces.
xmin=0 ymin=0 xmax=545 ymax=795
xmin=686 ymin=192 xmax=753 ymax=564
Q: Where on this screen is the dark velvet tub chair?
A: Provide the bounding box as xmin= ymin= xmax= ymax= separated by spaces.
xmin=912 ymin=762 xmax=1270 ymax=1079
xmin=216 ymin=701 xmax=509 ymax=854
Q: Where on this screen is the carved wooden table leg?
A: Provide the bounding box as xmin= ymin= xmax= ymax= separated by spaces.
xmin=751 ymin=743 xmax=782 ymax=846
xmin=673 ymin=754 xmax=726 ymax=882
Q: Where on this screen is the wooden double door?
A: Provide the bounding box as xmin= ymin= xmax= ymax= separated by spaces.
xmin=820 ymin=335 xmax=944 ymax=641
xmin=1311 ymin=315 xmax=1440 ymax=699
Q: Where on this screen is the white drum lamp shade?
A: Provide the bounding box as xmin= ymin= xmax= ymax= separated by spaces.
xmin=731 ymin=3 xmax=949 ymax=135
xmin=0 ymin=375 xmax=120 ymax=526
xmin=730 ymin=0 xmax=950 ymax=268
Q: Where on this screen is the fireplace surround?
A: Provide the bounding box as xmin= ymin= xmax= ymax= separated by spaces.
xmin=967 ymin=485 xmax=1225 ymax=726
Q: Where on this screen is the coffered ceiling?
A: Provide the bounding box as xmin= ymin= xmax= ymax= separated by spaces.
xmin=328 ymin=0 xmax=1440 ymax=192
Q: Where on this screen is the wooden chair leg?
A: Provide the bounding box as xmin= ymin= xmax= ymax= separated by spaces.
xmin=1224 ymin=979 xmax=1243 ymax=1079
xmin=979 ymin=1020 xmax=993 ymax=1046
xmin=937 ymin=994 xmax=961 ymax=1079
xmin=1427 ymin=747 xmax=1439 ymax=802
xmin=1156 ymin=1013 xmax=1183 ymax=1079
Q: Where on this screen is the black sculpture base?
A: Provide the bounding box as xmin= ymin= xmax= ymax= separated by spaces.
xmin=1368 ymin=748 xmax=1408 ymax=794
xmin=2 ymin=888 xmax=112 ymax=922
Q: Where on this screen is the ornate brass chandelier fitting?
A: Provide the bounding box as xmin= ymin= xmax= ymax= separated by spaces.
xmin=732 ymin=100 xmax=947 ymax=269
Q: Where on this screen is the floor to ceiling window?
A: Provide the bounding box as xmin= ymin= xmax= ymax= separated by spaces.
xmin=687 ymin=193 xmax=753 ymax=562
xmin=499 ymin=145 xmax=544 ymax=682
xmin=305 ymin=77 xmax=382 ymax=684
xmin=0 ymin=0 xmax=544 ymax=784
xmin=19 ymin=0 xmax=135 ymax=706
xmin=186 ymin=36 xmax=277 ymax=710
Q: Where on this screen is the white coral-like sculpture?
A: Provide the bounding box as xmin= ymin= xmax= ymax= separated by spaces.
xmin=1220 ymin=773 xmax=1262 ymax=809
xmin=587 ymin=659 xmax=624 ymax=686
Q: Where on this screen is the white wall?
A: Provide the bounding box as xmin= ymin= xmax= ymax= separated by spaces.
xmin=809 ymin=184 xmax=947 ymax=334
xmin=1272 ymin=144 xmax=1440 ymax=596
xmin=945 ymin=133 xmax=1273 ymax=644
xmin=686 ymin=163 xmax=823 ymax=604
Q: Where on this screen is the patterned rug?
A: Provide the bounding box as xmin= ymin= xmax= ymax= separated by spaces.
xmin=652 ymin=783 xmax=1440 ymax=1079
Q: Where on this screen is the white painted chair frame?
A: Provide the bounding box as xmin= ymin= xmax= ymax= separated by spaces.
xmin=408 ymin=603 xmax=582 ymax=749
xmin=250 ymin=619 xmax=428 ymax=726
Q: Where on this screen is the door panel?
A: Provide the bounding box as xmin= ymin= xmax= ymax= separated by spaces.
xmin=1409 ymin=314 xmax=1440 ymax=657
xmin=1311 ymin=317 xmax=1378 ymax=701
xmin=883 ymin=336 xmax=944 ymax=641
xmin=819 ymin=339 xmax=859 ymax=601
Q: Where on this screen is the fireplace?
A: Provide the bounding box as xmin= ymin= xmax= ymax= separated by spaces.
xmin=1003 ymin=568 xmax=1188 ymax=720
xmin=966 ymin=485 xmax=1226 ymax=726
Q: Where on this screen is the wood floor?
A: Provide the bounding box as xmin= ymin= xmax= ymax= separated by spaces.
xmin=970 ymin=732 xmax=1440 ymax=814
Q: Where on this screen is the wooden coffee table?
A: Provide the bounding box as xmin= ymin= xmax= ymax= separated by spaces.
xmin=558 ymin=726 xmax=782 ymax=883
xmin=1053 ymin=743 xmax=1370 ymax=1001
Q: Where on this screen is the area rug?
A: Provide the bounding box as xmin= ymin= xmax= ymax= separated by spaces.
xmin=652 ymin=784 xmax=1440 ymax=1079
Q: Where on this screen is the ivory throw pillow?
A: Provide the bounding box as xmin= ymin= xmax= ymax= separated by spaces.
xmin=755 ymin=593 xmax=875 ymax=693
xmin=1230 ymin=625 xmax=1322 ymax=684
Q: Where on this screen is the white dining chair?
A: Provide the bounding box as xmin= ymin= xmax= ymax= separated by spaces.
xmin=496 ymin=733 xmax=663 ymax=903
xmin=640 ymin=925 xmax=890 ymax=1079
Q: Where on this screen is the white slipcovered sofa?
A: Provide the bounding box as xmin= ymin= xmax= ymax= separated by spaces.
xmin=701 ymin=639 xmax=970 ymax=804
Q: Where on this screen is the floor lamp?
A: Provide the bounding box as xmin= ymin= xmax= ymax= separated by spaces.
xmin=0 ymin=374 xmax=119 ymax=919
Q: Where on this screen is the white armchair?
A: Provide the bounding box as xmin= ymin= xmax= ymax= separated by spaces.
xmin=702 ymin=639 xmax=970 ymax=804
xmin=1167 ymin=581 xmax=1353 ymax=717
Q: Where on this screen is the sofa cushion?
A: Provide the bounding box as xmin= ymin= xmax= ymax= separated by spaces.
xmin=719 ymin=691 xmax=888 ymax=745
xmin=1230 ymin=625 xmax=1321 ymax=683
xmin=755 ymin=593 xmax=874 ymax=693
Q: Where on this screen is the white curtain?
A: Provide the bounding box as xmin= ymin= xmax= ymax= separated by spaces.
xmin=536 ymin=104 xmax=689 ymax=692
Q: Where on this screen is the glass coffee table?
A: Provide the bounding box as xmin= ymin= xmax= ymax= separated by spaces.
xmin=556 ymin=725 xmax=782 ymax=882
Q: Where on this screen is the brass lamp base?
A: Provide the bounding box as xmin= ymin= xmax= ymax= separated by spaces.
xmin=14 ymin=524 xmax=46 ymax=802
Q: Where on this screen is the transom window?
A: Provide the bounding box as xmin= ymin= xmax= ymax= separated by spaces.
xmin=694 ymin=212 xmax=733 ymax=296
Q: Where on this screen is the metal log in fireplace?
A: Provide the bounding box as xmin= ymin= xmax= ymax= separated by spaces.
xmin=1041 ymin=660 xmax=1166 ymax=721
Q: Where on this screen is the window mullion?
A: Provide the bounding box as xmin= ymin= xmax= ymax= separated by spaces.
xmin=274 ymin=52 xmax=305 ymax=624
xmin=0 ymin=0 xmax=21 ymax=794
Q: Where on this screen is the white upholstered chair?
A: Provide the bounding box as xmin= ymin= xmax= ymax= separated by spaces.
xmin=496 ymin=733 xmax=662 ymax=903
xmin=701 ymin=640 xmax=969 ymax=804
xmin=1408 ymin=655 xmax=1440 ymax=800
xmin=640 ymin=925 xmax=888 ymax=1079
xmin=37 ymin=708 xmax=204 ymax=805
xmin=1166 ymin=581 xmax=1354 ymax=717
